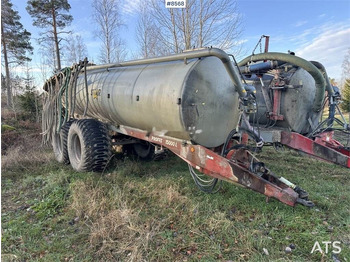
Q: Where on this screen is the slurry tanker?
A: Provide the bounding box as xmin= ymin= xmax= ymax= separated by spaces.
xmin=42 ymin=44 xmax=349 ymax=208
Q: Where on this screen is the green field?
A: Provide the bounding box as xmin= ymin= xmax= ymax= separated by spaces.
xmin=1 ymin=125 xmax=350 ymax=261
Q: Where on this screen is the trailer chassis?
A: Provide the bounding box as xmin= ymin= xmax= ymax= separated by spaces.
xmin=111 ymin=124 xmax=314 ymax=207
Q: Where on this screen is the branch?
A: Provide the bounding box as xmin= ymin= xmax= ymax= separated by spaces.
xmin=56 ymin=30 xmax=72 ymax=35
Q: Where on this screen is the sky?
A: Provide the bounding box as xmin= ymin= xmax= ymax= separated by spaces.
xmin=9 ymin=0 xmax=350 ymax=87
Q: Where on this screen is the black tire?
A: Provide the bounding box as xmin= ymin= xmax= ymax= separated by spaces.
xmin=67 ymin=119 xmax=111 ymax=172
xmin=132 ymin=142 xmax=155 ymax=160
xmin=52 ymin=120 xmax=75 ymax=164
xmin=52 ymin=131 xmax=64 ymax=163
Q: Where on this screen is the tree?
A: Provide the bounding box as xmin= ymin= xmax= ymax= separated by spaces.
xmin=11 ymin=63 xmax=42 ymax=122
xmin=135 ymin=5 xmax=164 ymax=58
xmin=143 ymin=0 xmax=243 ymax=55
xmin=22 ymin=61 xmax=36 ymax=92
xmin=92 ymin=0 xmax=126 ymax=63
xmin=1 ymin=0 xmax=33 ymax=107
xmin=26 ymin=0 xmax=73 ymax=71
xmin=1 ymin=74 xmax=6 ymax=94
xmin=340 ymin=79 xmax=350 ymax=112
xmin=65 ymin=34 xmax=88 ymax=65
xmin=17 ymin=91 xmax=42 ymax=122
xmin=340 ymin=48 xmax=350 ymax=113
xmin=341 ymin=48 xmax=350 ymax=87
xmin=38 ymin=38 xmax=57 ymax=76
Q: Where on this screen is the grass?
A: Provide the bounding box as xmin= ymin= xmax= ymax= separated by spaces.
xmin=1 ymin=127 xmax=350 ymax=261
xmin=321 ymin=109 xmax=349 ymax=129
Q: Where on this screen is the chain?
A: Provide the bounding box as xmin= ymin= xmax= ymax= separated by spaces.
xmin=260 ymin=40 xmax=262 ymax=53
xmin=252 ymin=35 xmax=265 ymax=55
xmin=252 ymin=35 xmax=262 ymax=55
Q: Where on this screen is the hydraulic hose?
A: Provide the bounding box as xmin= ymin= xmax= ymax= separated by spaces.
xmin=310 ymin=61 xmax=337 ymax=127
xmin=238 ymin=53 xmax=326 ymax=112
xmin=309 ymin=61 xmax=334 ymax=96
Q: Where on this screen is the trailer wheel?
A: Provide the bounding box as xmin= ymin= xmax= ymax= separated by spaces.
xmin=132 ymin=142 xmax=155 ymax=160
xmin=52 ymin=120 xmax=75 ymax=164
xmin=67 ymin=119 xmax=111 ymax=172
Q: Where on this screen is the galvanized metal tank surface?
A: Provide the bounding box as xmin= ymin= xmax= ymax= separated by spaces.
xmin=73 ymin=56 xmax=241 ymax=147
xmin=248 ymin=68 xmax=322 ymax=134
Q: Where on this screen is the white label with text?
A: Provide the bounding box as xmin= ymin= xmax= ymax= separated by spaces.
xmin=165 ymin=0 xmax=186 ymax=8
xmin=165 ymin=140 xmax=178 ymax=147
xmin=151 ymin=136 xmax=163 ymax=143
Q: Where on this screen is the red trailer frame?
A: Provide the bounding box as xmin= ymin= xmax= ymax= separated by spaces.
xmin=281 ymin=131 xmax=350 ymax=168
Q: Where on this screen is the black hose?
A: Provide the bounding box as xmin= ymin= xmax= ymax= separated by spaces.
xmin=221 ymin=129 xmax=238 ymax=157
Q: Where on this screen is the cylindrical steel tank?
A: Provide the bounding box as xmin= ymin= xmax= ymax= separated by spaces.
xmin=73 ymin=57 xmax=241 ymax=148
xmin=246 ymin=68 xmax=322 ymax=134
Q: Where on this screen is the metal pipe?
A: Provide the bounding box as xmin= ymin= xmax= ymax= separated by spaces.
xmin=239 ymin=61 xmax=281 ymax=74
xmin=263 ymin=35 xmax=270 ymax=53
xmin=238 ymin=53 xmax=326 ymax=112
xmin=84 ymin=48 xmax=247 ymax=98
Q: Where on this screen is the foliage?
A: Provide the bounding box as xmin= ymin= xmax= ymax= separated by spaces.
xmin=1 ymin=0 xmax=33 ymax=63
xmin=1 ymin=62 xmax=42 ymax=123
xmin=17 ymin=91 xmax=42 ymax=121
xmin=32 ymin=186 xmax=68 ymax=221
xmin=340 ymin=79 xmax=350 ymax=112
xmin=26 ymin=0 xmax=72 ymax=29
xmin=341 ymin=48 xmax=350 ymax=86
xmin=1 ymin=0 xmax=33 ymax=107
xmin=1 ymin=124 xmax=16 ymax=132
xmin=26 ymin=0 xmax=73 ymax=70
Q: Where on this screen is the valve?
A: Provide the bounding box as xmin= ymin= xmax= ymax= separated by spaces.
xmin=242 ymin=84 xmax=257 ymax=114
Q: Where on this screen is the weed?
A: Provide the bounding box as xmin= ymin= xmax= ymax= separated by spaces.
xmin=31 ymin=186 xmax=68 ymax=220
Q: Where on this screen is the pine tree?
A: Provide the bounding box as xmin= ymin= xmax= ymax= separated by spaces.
xmin=26 ymin=0 xmax=73 ymax=71
xmin=1 ymin=0 xmax=33 ymax=107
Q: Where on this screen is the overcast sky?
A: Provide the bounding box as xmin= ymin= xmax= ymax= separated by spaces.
xmin=9 ymin=0 xmax=350 ymax=86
